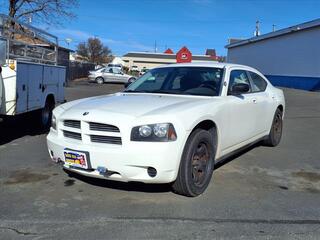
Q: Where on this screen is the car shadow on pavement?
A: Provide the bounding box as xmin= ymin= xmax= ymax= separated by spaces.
xmin=0 ymin=113 xmax=47 ymax=145
xmin=63 ymin=169 xmax=172 ymax=193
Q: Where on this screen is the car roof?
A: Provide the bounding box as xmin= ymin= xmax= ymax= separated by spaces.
xmin=155 ymin=62 xmax=257 ymax=71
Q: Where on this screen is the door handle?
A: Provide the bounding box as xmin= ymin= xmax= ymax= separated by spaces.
xmin=252 ymin=98 xmax=257 ymax=104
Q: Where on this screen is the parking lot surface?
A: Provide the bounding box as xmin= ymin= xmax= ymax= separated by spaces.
xmin=1 ymin=81 xmax=320 ymax=239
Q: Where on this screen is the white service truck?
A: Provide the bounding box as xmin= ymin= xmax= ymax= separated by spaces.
xmin=0 ymin=14 xmax=65 ymax=128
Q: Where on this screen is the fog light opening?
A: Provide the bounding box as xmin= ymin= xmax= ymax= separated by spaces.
xmin=147 ymin=167 xmax=157 ymax=178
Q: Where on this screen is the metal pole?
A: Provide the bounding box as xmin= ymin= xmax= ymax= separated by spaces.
xmin=255 ymin=20 xmax=260 ymax=36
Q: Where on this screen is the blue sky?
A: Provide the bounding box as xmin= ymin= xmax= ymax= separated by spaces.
xmin=4 ymin=0 xmax=320 ymax=56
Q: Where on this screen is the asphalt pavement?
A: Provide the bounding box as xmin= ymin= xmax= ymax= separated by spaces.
xmin=0 ymin=80 xmax=320 ymax=239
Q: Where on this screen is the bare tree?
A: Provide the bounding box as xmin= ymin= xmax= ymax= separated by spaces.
xmin=6 ymin=0 xmax=79 ymax=25
xmin=76 ymin=37 xmax=112 ymax=65
xmin=76 ymin=42 xmax=88 ymax=58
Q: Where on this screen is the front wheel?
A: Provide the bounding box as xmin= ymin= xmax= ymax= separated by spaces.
xmin=263 ymin=108 xmax=283 ymax=147
xmin=96 ymin=77 xmax=104 ymax=84
xmin=172 ymin=129 xmax=216 ymax=197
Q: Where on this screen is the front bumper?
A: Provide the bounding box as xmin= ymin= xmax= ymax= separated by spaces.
xmin=88 ymin=76 xmax=96 ymax=81
xmin=47 ymin=130 xmax=183 ymax=183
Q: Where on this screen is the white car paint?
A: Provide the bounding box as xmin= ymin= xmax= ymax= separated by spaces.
xmin=47 ymin=62 xmax=285 ymax=184
xmin=131 ymin=65 xmax=139 ymax=72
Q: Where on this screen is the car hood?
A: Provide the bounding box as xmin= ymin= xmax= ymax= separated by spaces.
xmin=59 ymin=93 xmax=214 ymax=119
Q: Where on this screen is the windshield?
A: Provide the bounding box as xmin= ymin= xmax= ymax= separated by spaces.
xmin=93 ymin=67 xmax=105 ymax=72
xmin=125 ymin=67 xmax=224 ymax=96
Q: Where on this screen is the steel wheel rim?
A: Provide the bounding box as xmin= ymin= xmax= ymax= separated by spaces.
xmin=191 ymin=142 xmax=210 ymax=186
xmin=273 ymin=112 xmax=282 ymax=140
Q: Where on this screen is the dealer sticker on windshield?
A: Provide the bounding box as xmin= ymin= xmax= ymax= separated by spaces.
xmin=64 ymin=150 xmax=88 ymax=169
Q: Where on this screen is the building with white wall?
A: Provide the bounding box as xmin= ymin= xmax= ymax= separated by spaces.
xmin=226 ymin=19 xmax=320 ymax=91
xmin=122 ymin=47 xmax=217 ymax=71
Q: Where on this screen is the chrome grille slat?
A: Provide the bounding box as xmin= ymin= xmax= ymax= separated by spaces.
xmin=89 ymin=122 xmax=120 ymax=132
xmin=62 ymin=120 xmax=122 ymax=145
xmin=90 ymin=135 xmax=122 ymax=145
xmin=64 ymin=120 xmax=81 ymax=129
xmin=63 ymin=130 xmax=82 ymax=140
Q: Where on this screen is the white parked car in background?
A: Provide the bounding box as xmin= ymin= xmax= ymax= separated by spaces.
xmin=131 ymin=65 xmax=139 ymax=72
xmin=47 ymin=62 xmax=285 ymax=197
xmin=139 ymin=68 xmax=149 ymax=76
xmin=88 ymin=67 xmax=136 ymax=84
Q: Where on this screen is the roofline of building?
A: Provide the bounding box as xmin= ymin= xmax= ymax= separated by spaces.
xmin=225 ymin=18 xmax=320 ymax=49
xmin=123 ymin=51 xmax=214 ymax=57
xmin=123 ymin=51 xmax=175 ymax=56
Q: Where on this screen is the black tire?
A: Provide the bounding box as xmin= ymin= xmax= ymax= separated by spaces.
xmin=263 ymin=108 xmax=283 ymax=147
xmin=39 ymin=98 xmax=55 ymax=130
xmin=128 ymin=77 xmax=136 ymax=83
xmin=172 ymin=129 xmax=216 ymax=197
xmin=96 ymin=77 xmax=104 ymax=84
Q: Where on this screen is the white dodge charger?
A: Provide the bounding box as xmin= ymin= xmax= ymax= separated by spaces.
xmin=47 ymin=62 xmax=285 ymax=197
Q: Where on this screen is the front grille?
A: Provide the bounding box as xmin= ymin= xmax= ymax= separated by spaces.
xmin=89 ymin=122 xmax=120 ymax=132
xmin=64 ymin=120 xmax=81 ymax=129
xmin=90 ymin=135 xmax=122 ymax=145
xmin=63 ymin=130 xmax=82 ymax=140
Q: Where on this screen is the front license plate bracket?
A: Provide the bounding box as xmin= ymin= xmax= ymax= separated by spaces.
xmin=63 ymin=148 xmax=92 ymax=169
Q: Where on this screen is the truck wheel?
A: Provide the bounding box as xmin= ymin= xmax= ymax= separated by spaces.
xmin=40 ymin=99 xmax=55 ymax=129
xmin=263 ymin=108 xmax=283 ymax=147
xmin=172 ymin=129 xmax=216 ymax=197
xmin=96 ymin=77 xmax=104 ymax=84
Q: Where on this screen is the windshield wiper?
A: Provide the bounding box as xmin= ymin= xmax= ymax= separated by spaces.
xmin=123 ymin=89 xmax=176 ymax=94
xmin=147 ymin=90 xmax=177 ymax=94
xmin=123 ymin=89 xmax=147 ymax=93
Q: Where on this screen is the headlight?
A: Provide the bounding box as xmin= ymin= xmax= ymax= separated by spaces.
xmin=131 ymin=123 xmax=177 ymax=142
xmin=51 ymin=115 xmax=57 ymax=130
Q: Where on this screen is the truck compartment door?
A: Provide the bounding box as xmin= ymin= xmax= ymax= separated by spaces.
xmin=27 ymin=64 xmax=43 ymax=110
xmin=16 ymin=63 xmax=28 ymax=114
xmin=57 ymin=67 xmax=66 ymax=102
xmin=43 ymin=66 xmax=60 ymax=105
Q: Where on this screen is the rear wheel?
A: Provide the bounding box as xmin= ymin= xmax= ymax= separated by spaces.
xmin=96 ymin=77 xmax=104 ymax=84
xmin=263 ymin=108 xmax=283 ymax=147
xmin=39 ymin=98 xmax=55 ymax=130
xmin=128 ymin=77 xmax=136 ymax=83
xmin=172 ymin=129 xmax=216 ymax=197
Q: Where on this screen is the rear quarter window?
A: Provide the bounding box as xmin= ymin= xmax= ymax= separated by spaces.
xmin=248 ymin=71 xmax=267 ymax=92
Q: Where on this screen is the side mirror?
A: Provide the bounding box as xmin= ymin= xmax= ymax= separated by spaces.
xmin=230 ymin=83 xmax=250 ymax=95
